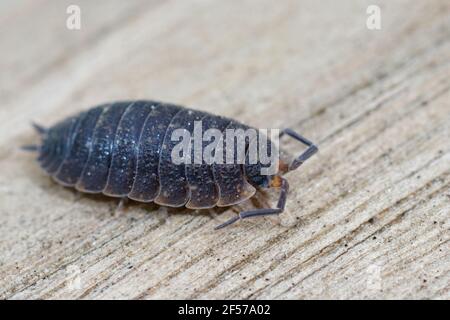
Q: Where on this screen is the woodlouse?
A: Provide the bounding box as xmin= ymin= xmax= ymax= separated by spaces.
xmin=25 ymin=100 xmax=318 ymax=229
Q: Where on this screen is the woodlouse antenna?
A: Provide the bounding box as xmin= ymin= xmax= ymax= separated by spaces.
xmin=279 ymin=128 xmax=318 ymax=171
xmin=214 ymin=177 xmax=289 ymax=229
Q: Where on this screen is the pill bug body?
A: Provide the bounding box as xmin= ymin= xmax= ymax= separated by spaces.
xmin=29 ymin=100 xmax=318 ymax=229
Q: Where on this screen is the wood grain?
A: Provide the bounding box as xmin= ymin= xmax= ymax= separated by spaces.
xmin=0 ymin=0 xmax=448 ymax=299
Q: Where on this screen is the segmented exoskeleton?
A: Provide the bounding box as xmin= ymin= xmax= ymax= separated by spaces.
xmin=25 ymin=101 xmax=317 ymax=229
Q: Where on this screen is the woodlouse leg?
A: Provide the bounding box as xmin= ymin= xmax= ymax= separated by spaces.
xmin=156 ymin=206 xmax=170 ymax=225
xmin=214 ymin=178 xmax=289 ymax=230
xmin=280 ymin=128 xmax=318 ymax=171
xmin=73 ymin=190 xmax=82 ymax=201
xmin=114 ymin=197 xmax=129 ymax=217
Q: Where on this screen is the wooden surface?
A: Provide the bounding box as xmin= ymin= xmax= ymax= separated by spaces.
xmin=0 ymin=0 xmax=449 ymax=299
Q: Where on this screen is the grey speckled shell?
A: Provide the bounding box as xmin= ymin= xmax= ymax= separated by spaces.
xmin=37 ymin=100 xmax=273 ymax=209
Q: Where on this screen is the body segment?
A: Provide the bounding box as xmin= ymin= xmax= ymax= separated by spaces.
xmin=75 ymin=102 xmax=129 ymax=192
xmin=185 ymin=114 xmax=231 ymax=209
xmin=128 ymin=103 xmax=180 ymax=202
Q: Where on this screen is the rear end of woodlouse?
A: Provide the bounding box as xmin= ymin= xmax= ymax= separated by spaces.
xmin=25 ymin=100 xmax=318 ymax=229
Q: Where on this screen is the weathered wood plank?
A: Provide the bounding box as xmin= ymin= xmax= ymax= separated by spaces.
xmin=0 ymin=0 xmax=448 ymax=299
